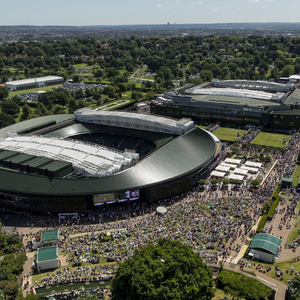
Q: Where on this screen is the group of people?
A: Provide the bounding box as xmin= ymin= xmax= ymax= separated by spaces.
xmin=18 ymin=127 xmax=300 ymax=295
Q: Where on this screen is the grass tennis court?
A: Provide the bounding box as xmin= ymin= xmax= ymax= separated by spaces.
xmin=213 ymin=127 xmax=246 ymax=142
xmin=251 ymin=132 xmax=290 ymax=148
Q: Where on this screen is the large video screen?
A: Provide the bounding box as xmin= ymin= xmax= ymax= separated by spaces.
xmin=119 ymin=189 xmax=139 ymax=201
xmin=93 ymin=193 xmax=118 ymax=205
xmin=93 ymin=189 xmax=139 ymax=205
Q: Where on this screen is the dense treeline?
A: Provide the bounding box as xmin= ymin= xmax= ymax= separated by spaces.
xmin=1 ymin=34 xmax=300 ymax=129
xmin=1 ymin=35 xmax=300 ymax=83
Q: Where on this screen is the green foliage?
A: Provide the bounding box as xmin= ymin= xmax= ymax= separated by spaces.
xmin=211 ymin=178 xmax=219 ymax=185
xmin=1 ymin=100 xmax=20 ymax=117
xmin=112 ymin=239 xmax=215 ymax=300
xmin=217 ymin=270 xmax=273 ymax=300
xmin=0 ymin=112 xmax=15 ymax=129
xmin=256 ymin=214 xmax=268 ymax=233
xmin=232 ymin=179 xmax=242 ymax=185
xmin=251 ymin=179 xmax=260 ymax=187
xmin=287 ymin=276 xmax=300 ymax=300
xmin=198 ymin=179 xmax=206 ymax=186
xmin=265 ymin=155 xmax=272 ymax=163
xmin=222 ymin=178 xmax=230 ymax=185
xmin=0 ymin=86 xmax=9 ymax=101
xmin=268 ymin=196 xmax=280 ymax=219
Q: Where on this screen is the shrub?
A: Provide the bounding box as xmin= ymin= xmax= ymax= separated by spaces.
xmin=268 ymin=196 xmax=280 ymax=219
xmin=257 ymin=214 xmax=268 ymax=233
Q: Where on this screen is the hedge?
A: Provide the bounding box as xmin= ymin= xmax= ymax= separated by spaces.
xmin=268 ymin=196 xmax=281 ymax=220
xmin=256 ymin=214 xmax=268 ymax=233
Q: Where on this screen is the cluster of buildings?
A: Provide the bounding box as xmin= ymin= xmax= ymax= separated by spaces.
xmin=152 ymin=78 xmax=300 ymax=129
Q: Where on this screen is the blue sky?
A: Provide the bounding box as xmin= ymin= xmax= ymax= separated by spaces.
xmin=1 ymin=0 xmax=300 ymax=26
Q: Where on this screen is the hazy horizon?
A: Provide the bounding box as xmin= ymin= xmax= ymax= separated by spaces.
xmin=1 ymin=0 xmax=300 ymax=27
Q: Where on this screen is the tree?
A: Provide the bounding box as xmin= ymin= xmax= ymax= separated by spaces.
xmin=211 ymin=178 xmax=219 ymax=186
xmin=287 ymin=276 xmax=300 ymax=300
xmin=73 ymin=74 xmax=80 ymax=83
xmin=198 ymin=179 xmax=206 ymax=186
xmin=20 ymin=104 xmax=33 ymax=121
xmin=112 ymin=239 xmax=214 ymax=300
xmin=251 ymin=179 xmax=260 ymax=187
xmin=2 ymin=100 xmax=20 ymax=117
xmin=0 ymin=112 xmax=15 ymax=129
xmin=265 ymin=155 xmax=272 ymax=163
xmin=0 ymin=87 xmax=8 ymax=101
xmin=222 ymin=178 xmax=230 ymax=185
xmin=232 ymin=179 xmax=242 ymax=185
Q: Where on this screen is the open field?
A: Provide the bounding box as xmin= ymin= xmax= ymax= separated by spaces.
xmin=251 ymin=132 xmax=290 ymax=148
xmin=9 ymin=84 xmax=63 ymax=97
xmin=292 ymin=165 xmax=300 ymax=186
xmin=213 ymin=127 xmax=246 ymax=142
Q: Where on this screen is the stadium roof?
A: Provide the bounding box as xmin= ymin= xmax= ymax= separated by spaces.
xmin=74 ymin=109 xmax=194 ymax=135
xmin=211 ymin=79 xmax=293 ymax=92
xmin=37 ymin=246 xmax=58 ymax=262
xmin=0 ymin=135 xmax=136 ymax=177
xmin=249 ymin=233 xmax=281 ymax=255
xmin=283 ymin=89 xmax=300 ymax=105
xmin=0 ymin=114 xmax=74 ymax=139
xmin=185 ymin=87 xmax=284 ymax=101
xmin=0 ymin=121 xmax=217 ymax=197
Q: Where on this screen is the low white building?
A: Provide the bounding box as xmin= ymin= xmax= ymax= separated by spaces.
xmin=5 ymin=76 xmax=64 ymax=91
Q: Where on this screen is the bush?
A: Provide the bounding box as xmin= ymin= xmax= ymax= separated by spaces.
xmin=256 ymin=214 xmax=268 ymax=233
xmin=268 ymin=196 xmax=280 ymax=220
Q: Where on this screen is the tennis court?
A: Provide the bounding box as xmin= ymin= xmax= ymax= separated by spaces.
xmin=251 ymin=132 xmax=290 ymax=148
xmin=213 ymin=127 xmax=246 ymax=142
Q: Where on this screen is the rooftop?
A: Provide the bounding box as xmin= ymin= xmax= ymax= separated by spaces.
xmin=249 ymin=233 xmax=281 ymax=255
xmin=5 ymin=76 xmax=63 ymax=86
xmin=37 ymin=246 xmax=58 ymax=262
xmin=41 ymin=230 xmax=59 ymax=242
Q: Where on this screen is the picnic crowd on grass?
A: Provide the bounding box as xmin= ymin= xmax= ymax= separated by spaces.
xmin=1 ymin=127 xmax=296 ymax=297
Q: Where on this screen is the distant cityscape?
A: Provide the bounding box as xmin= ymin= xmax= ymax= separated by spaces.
xmin=2 ymin=22 xmax=300 ymax=42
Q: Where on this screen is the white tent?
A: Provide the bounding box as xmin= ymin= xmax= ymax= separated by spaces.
xmin=234 ymin=168 xmax=248 ymax=175
xmin=228 ymin=174 xmax=244 ymax=181
xmin=221 ymin=163 xmax=237 ymax=169
xmin=211 ymin=171 xmax=226 ymax=178
xmin=245 ymin=161 xmax=262 ymax=168
xmin=215 ymin=165 xmax=230 ymax=172
xmin=241 ymin=166 xmax=259 ymax=173
xmin=225 ymin=158 xmax=241 ymax=164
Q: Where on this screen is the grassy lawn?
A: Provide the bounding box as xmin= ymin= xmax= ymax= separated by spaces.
xmin=9 ymin=84 xmax=63 ymax=97
xmin=251 ymin=132 xmax=290 ymax=148
xmin=213 ymin=127 xmax=246 ymax=142
xmin=197 ymin=125 xmax=207 ymax=129
xmin=213 ymin=288 xmax=245 ymax=300
xmin=292 ymin=165 xmax=300 ymax=186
